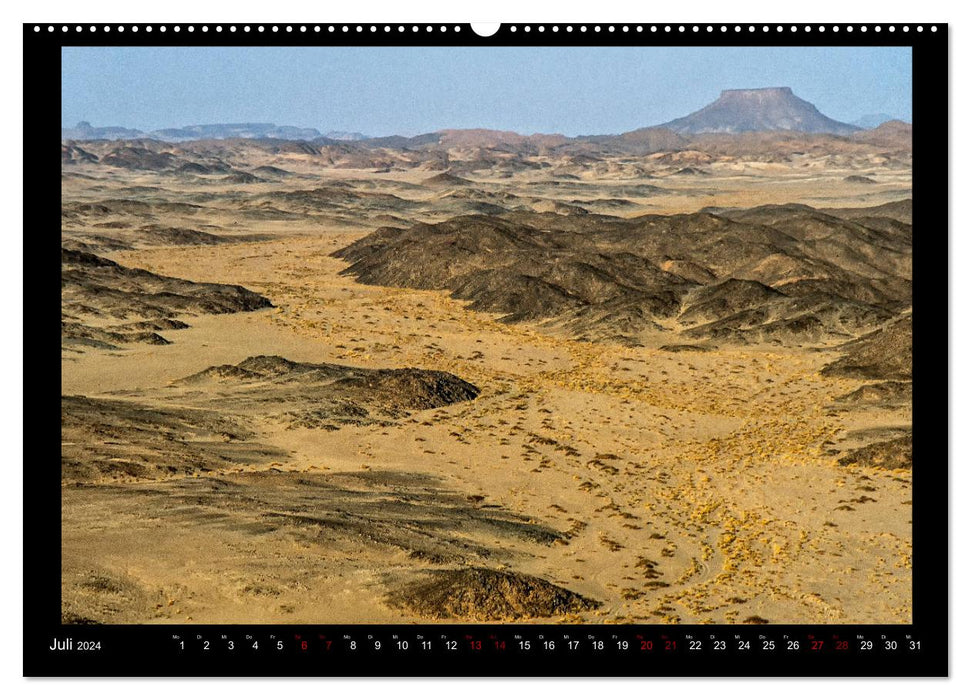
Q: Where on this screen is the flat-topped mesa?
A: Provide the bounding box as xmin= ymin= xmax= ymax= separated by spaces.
xmin=718 ymin=87 xmax=794 ymax=101
xmin=658 ymin=86 xmax=860 ymax=135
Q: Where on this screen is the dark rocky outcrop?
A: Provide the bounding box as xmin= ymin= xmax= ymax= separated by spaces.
xmin=387 ymin=568 xmax=601 ymax=621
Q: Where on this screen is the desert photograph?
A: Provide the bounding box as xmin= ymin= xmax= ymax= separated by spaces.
xmin=60 ymin=45 xmax=913 ymax=626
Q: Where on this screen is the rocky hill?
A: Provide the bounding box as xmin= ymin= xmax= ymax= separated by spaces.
xmin=334 ymin=201 xmax=912 ymax=348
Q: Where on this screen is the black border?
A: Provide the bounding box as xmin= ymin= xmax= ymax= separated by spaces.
xmin=28 ymin=23 xmax=949 ymax=677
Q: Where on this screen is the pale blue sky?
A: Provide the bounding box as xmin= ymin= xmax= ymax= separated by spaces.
xmin=62 ymin=46 xmax=911 ymax=136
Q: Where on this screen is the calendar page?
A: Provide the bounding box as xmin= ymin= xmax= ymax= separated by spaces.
xmin=27 ymin=21 xmax=947 ymax=677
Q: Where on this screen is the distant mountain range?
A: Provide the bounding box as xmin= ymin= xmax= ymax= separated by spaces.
xmin=61 ymin=121 xmax=369 ymax=143
xmin=852 ymin=113 xmax=899 ymax=129
xmin=63 ymin=88 xmax=908 ymax=147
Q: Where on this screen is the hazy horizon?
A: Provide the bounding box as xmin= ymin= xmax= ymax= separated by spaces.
xmin=62 ymin=46 xmax=912 ymax=137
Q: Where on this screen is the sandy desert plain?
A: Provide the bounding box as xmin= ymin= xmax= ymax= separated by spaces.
xmin=60 ymin=123 xmax=914 ymax=625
